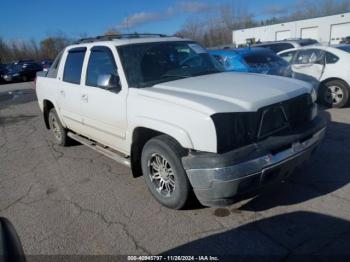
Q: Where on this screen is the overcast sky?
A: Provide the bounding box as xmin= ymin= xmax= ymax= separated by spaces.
xmin=0 ymin=0 xmax=301 ymax=40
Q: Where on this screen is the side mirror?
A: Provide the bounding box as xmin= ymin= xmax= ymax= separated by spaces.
xmin=0 ymin=217 xmax=26 ymax=262
xmin=97 ymin=74 xmax=121 ymax=92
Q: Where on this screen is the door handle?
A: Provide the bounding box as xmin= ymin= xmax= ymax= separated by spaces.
xmin=81 ymin=94 xmax=88 ymax=102
xmin=59 ymin=90 xmax=65 ymax=96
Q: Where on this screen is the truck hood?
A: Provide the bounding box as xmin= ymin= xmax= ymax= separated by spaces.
xmin=138 ymin=72 xmax=312 ymax=114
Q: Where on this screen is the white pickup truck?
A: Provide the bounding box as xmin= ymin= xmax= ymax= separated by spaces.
xmin=36 ymin=34 xmax=326 ymax=209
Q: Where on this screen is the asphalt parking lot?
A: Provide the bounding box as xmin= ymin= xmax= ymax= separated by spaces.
xmin=1 ymin=81 xmax=350 ymax=261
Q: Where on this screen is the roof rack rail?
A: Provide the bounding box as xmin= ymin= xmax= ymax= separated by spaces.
xmin=75 ymin=33 xmax=168 ymax=44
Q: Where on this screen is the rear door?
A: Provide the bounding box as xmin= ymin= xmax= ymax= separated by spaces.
xmin=291 ymin=49 xmax=325 ymax=87
xmin=80 ymin=46 xmax=128 ymax=152
xmin=56 ymin=47 xmax=86 ymax=133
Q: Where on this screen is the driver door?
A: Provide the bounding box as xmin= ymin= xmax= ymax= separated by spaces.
xmin=291 ymin=49 xmax=325 ymax=87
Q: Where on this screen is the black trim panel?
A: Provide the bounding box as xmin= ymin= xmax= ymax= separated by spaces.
xmin=183 ymin=116 xmax=326 ymax=170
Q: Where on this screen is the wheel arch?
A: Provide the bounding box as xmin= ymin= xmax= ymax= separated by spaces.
xmin=129 ymin=127 xmax=189 ymax=178
xmin=43 ymin=99 xmax=55 ymax=129
xmin=42 ymin=99 xmax=66 ymax=129
xmin=319 ymin=77 xmax=349 ymax=89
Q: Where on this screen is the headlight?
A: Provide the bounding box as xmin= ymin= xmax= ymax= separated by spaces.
xmin=211 ymin=112 xmax=260 ymax=153
xmin=311 ymin=88 xmax=317 ymax=103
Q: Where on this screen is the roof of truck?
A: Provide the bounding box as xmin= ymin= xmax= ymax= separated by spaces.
xmin=70 ymin=34 xmax=189 ymax=47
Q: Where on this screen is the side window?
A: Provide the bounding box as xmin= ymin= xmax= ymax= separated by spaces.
xmin=279 ymin=51 xmax=296 ymax=64
xmin=47 ymin=51 xmax=63 ymax=78
xmin=325 ymin=52 xmax=339 ymax=64
xmin=295 ymin=49 xmax=323 ymax=64
xmin=86 ymin=46 xmax=118 ymax=88
xmin=63 ymin=47 xmax=86 ymax=84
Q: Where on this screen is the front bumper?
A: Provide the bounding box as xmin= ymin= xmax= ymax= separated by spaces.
xmin=3 ymin=75 xmax=17 ymax=82
xmin=3 ymin=75 xmax=12 ymax=82
xmin=182 ymin=117 xmax=326 ymax=207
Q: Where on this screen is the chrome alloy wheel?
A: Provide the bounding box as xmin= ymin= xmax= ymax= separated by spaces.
xmin=325 ymin=85 xmax=344 ymax=105
xmin=148 ymin=153 xmax=176 ymax=197
xmin=49 ymin=113 xmax=62 ymax=142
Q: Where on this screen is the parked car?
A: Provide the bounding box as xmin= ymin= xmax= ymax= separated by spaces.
xmin=210 ymin=47 xmax=291 ymax=77
xmin=3 ymin=62 xmax=43 ymax=82
xmin=335 ymin=44 xmax=350 ymax=53
xmin=35 ymin=34 xmax=325 ymax=209
xmin=41 ymin=59 xmax=53 ymax=72
xmin=340 ymin=36 xmax=350 ymax=44
xmin=0 ymin=64 xmax=8 ymax=83
xmin=278 ymin=45 xmax=350 ymax=108
xmin=254 ymin=39 xmax=319 ymax=54
xmin=12 ymin=59 xmax=35 ymax=65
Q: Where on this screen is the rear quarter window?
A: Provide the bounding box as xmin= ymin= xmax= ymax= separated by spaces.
xmin=325 ymin=52 xmax=339 ymax=64
xmin=47 ymin=51 xmax=63 ymax=78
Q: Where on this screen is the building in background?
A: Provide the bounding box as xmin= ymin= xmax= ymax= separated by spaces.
xmin=233 ymin=13 xmax=350 ymax=46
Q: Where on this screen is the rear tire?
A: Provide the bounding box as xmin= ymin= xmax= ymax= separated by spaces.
xmin=48 ymin=108 xmax=69 ymax=146
xmin=141 ymin=135 xmax=190 ymax=209
xmin=320 ymin=80 xmax=349 ymax=108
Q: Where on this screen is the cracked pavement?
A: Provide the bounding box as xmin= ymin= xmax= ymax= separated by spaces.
xmin=1 ymin=82 xmax=350 ymax=260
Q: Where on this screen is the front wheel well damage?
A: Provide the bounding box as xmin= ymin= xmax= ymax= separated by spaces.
xmin=43 ymin=100 xmax=54 ymax=129
xmin=130 ymin=127 xmax=187 ymax=178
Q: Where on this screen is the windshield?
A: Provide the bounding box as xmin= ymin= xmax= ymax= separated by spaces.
xmin=117 ymin=41 xmax=223 ymax=88
xmin=336 ymin=45 xmax=350 ymax=53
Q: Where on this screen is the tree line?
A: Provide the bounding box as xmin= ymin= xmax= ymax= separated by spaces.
xmin=1 ymin=0 xmax=350 ymax=63
xmin=0 ymin=35 xmax=71 ymax=63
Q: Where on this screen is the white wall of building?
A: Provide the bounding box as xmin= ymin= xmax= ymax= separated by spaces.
xmin=233 ymin=13 xmax=350 ymax=46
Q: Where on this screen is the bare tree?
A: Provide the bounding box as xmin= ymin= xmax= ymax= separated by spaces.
xmin=176 ymin=18 xmax=204 ymax=42
xmin=176 ymin=1 xmax=257 ymax=47
xmin=104 ymin=28 xmax=121 ymax=36
xmin=40 ymin=36 xmax=70 ymax=59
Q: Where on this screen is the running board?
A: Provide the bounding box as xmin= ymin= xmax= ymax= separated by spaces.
xmin=67 ymin=132 xmax=131 ymax=167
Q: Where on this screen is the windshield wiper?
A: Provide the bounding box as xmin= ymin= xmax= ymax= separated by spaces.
xmin=138 ymin=75 xmax=191 ymax=88
xmin=161 ymin=74 xmax=191 ymax=79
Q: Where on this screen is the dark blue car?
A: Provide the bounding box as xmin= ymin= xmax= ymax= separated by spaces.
xmin=209 ymin=47 xmax=291 ymax=77
xmin=0 ymin=64 xmax=9 ymax=83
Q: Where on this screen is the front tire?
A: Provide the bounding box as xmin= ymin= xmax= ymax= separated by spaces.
xmin=48 ymin=108 xmax=69 ymax=146
xmin=320 ymin=80 xmax=349 ymax=108
xmin=141 ymin=135 xmax=190 ymax=209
